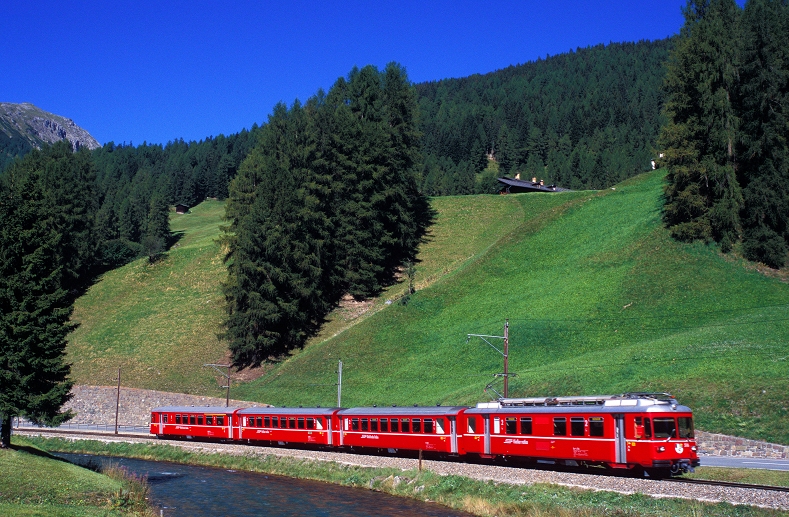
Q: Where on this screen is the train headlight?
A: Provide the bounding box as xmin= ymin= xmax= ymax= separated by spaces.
xmin=657 ymin=446 xmax=666 ymax=453
xmin=691 ymin=446 xmax=697 ymax=452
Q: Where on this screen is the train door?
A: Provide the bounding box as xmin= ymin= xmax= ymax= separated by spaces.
xmin=449 ymin=416 xmax=458 ymax=454
xmin=614 ymin=414 xmax=627 ymax=464
xmin=484 ymin=415 xmax=491 ymax=455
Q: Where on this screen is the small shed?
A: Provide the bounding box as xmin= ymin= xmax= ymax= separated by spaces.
xmin=175 ymin=203 xmax=189 ymax=214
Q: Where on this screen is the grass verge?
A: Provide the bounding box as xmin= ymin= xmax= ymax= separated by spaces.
xmin=20 ymin=436 xmax=789 ymax=517
xmin=0 ymin=437 xmax=155 ymax=516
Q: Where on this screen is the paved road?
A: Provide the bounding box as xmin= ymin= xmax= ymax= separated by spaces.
xmin=701 ymin=456 xmax=789 ymax=471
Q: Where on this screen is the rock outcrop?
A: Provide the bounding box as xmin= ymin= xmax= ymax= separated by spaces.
xmin=0 ymin=102 xmax=100 ymax=152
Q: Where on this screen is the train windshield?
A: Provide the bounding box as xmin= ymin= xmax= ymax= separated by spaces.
xmin=652 ymin=418 xmax=676 ymax=438
xmin=678 ymin=417 xmax=694 ymax=438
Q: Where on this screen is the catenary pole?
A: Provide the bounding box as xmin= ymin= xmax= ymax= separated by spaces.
xmin=337 ymin=360 xmax=343 ymax=407
xmin=114 ymin=368 xmax=121 ymax=435
xmin=503 ymin=319 xmax=509 ymax=398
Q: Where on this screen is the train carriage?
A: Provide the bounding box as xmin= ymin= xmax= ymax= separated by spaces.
xmin=237 ymin=407 xmax=341 ymax=446
xmin=460 ymin=393 xmax=699 ymax=475
xmin=461 ymin=401 xmax=617 ymax=464
xmin=150 ymin=406 xmax=240 ymax=440
xmin=337 ymin=406 xmax=467 ymax=454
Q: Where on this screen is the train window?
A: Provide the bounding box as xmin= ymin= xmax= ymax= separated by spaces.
xmin=678 ymin=417 xmax=694 ymax=439
xmin=553 ymin=417 xmax=567 ymax=436
xmin=644 ymin=418 xmax=652 ymax=439
xmin=467 ymin=417 xmax=477 ymax=434
xmin=380 ymin=418 xmax=389 ymax=432
xmin=520 ymin=417 xmax=532 ymax=435
xmin=424 ymin=419 xmax=434 ymax=434
xmin=316 ymin=418 xmax=324 ymax=430
xmin=653 ymin=418 xmax=676 ymax=439
xmin=264 ymin=417 xmax=270 ymax=427
xmin=589 ymin=417 xmax=604 ymax=437
xmin=361 ymin=418 xmax=369 ymax=431
xmin=198 ymin=415 xmax=204 ymax=426
xmin=391 ymin=418 xmax=399 ymax=433
xmin=402 ymin=418 xmax=410 ymax=433
xmin=272 ymin=416 xmax=279 ymax=428
xmin=307 ymin=418 xmax=315 ymax=430
xmin=257 ymin=417 xmax=263 ymax=428
xmin=298 ymin=417 xmax=305 ymax=429
xmin=189 ymin=415 xmax=196 ymax=425
xmin=634 ymin=417 xmax=644 ymax=439
xmin=570 ymin=417 xmax=585 ymax=436
xmin=288 ymin=418 xmax=296 ymax=429
xmin=505 ymin=417 xmax=517 ymax=434
xmin=175 ymin=414 xmax=181 ymax=424
xmin=370 ymin=418 xmax=378 ymax=432
xmin=351 ymin=418 xmax=359 ymax=431
xmin=152 ymin=413 xmax=159 ymax=423
xmin=435 ymin=418 xmax=445 ymax=434
xmin=206 ymin=415 xmax=213 ymax=425
xmin=413 ymin=419 xmax=421 ymax=433
xmin=216 ymin=416 xmax=224 ymax=426
xmin=162 ymin=414 xmax=168 ymax=424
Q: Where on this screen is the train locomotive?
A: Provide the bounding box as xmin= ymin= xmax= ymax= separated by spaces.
xmin=150 ymin=392 xmax=699 ymax=477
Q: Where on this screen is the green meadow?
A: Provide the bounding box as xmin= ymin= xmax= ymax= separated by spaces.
xmin=0 ymin=438 xmax=152 ymax=516
xmin=67 ymin=171 xmax=789 ymax=443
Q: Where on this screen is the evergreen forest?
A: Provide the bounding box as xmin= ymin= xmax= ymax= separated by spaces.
xmin=661 ymin=0 xmax=789 ymax=268
xmin=416 ymin=39 xmax=673 ymax=195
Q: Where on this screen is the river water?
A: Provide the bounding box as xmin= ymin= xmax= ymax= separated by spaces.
xmin=57 ymin=453 xmax=475 ymax=517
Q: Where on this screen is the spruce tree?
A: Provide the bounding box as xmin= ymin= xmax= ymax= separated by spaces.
xmin=222 ymin=64 xmax=432 ymax=366
xmin=223 ymin=102 xmax=334 ymax=366
xmin=0 ymin=147 xmax=77 ymax=447
xmin=660 ymin=0 xmax=743 ymax=249
xmin=738 ymin=0 xmax=789 ymax=267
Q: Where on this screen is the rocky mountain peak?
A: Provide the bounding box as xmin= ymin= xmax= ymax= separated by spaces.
xmin=0 ymin=102 xmax=101 ymax=152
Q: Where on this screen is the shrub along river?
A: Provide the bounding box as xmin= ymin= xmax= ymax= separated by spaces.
xmin=57 ymin=453 xmax=474 ymax=516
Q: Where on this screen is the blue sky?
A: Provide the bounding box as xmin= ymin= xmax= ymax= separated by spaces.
xmin=3 ymin=1 xmax=691 ymax=146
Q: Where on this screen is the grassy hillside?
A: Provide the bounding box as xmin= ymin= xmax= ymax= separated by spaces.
xmin=67 ymin=171 xmax=789 ymax=443
xmin=68 ymin=200 xmax=230 ymax=392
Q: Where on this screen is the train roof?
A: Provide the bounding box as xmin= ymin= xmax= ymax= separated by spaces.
xmin=238 ymin=407 xmax=340 ymax=416
xmin=467 ymin=393 xmax=692 ymax=414
xmin=339 ymin=406 xmax=468 ymax=417
xmin=151 ymin=406 xmax=241 ymax=413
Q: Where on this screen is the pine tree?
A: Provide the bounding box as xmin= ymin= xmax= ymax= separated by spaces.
xmin=222 ymin=102 xmax=333 ymax=366
xmin=660 ymin=0 xmax=743 ymax=248
xmin=738 ymin=0 xmax=789 ymax=267
xmin=222 ymin=64 xmax=432 ymax=366
xmin=0 ymin=148 xmax=76 ymax=447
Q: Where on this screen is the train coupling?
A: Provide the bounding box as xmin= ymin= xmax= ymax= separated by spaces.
xmin=671 ymin=459 xmax=694 ymax=475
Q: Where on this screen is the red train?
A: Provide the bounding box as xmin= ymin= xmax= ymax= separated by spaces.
xmin=150 ymin=392 xmax=699 ymax=476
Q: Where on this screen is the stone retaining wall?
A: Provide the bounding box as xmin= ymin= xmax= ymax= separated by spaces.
xmin=696 ymin=431 xmax=789 ymax=459
xmin=62 ymin=385 xmax=267 ymax=426
xmin=56 ymin=386 xmax=789 ymax=458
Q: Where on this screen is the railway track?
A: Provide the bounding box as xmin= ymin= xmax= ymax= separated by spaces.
xmin=663 ymin=476 xmax=789 ymax=493
xmin=14 ymin=427 xmax=789 ymax=511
